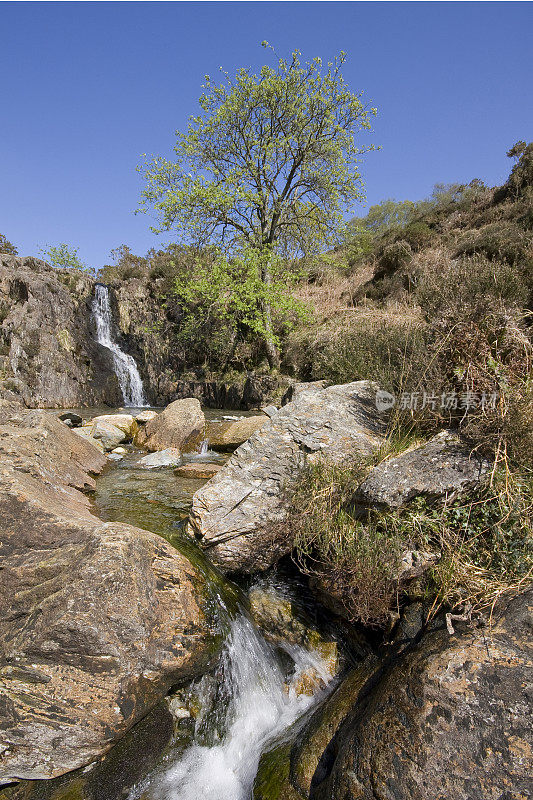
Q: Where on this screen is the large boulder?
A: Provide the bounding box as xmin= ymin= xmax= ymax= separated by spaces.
xmin=354 ymin=430 xmax=491 ymax=510
xmin=188 ymin=381 xmax=387 ymax=573
xmin=91 ymin=420 xmax=127 ymax=450
xmin=206 ymin=415 xmax=268 ymax=451
xmin=91 ymin=414 xmax=138 ymax=439
xmin=317 ymin=590 xmax=533 ymax=800
xmin=0 ymin=407 xmax=218 ymax=781
xmin=140 ymin=398 xmax=204 ymax=453
xmin=255 ymin=590 xmax=532 ymax=800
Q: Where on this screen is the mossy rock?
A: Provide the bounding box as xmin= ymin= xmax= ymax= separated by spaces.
xmin=254 ymin=741 xmax=306 ymax=800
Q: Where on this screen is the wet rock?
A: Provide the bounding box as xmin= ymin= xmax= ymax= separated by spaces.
xmin=0 ymin=408 xmax=219 ymax=781
xmin=0 ymin=702 xmax=175 ymax=800
xmin=111 ymin=446 xmax=128 ymax=454
xmin=189 ymin=381 xmax=387 ymax=573
xmin=206 ymin=414 xmax=268 ymax=451
xmin=91 ymin=420 xmax=127 ymax=451
xmin=354 ymin=430 xmax=491 ymax=510
xmin=249 ymin=584 xmax=339 ymax=670
xmin=174 ymin=463 xmax=222 ymax=479
xmin=58 ymin=412 xmax=83 ymax=427
xmin=320 ymin=589 xmax=533 ymax=800
xmin=254 ymin=656 xmax=379 ymax=800
xmin=142 ymin=398 xmax=205 ymax=453
xmin=138 ymin=448 xmax=182 ymax=468
xmin=91 ymin=414 xmax=137 ymax=439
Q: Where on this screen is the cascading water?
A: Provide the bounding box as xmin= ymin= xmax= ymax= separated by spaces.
xmin=92 ymin=284 xmax=147 ymax=407
xmin=129 ymin=614 xmax=335 ymax=800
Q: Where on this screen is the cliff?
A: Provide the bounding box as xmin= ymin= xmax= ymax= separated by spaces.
xmin=0 ymin=256 xmax=123 ymax=407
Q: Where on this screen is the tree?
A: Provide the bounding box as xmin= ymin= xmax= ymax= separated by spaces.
xmin=0 ymin=233 xmax=18 ymax=255
xmin=40 ymin=243 xmax=89 ymax=272
xmin=138 ymin=45 xmax=377 ymax=367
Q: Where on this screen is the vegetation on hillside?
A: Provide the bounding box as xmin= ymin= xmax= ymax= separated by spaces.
xmin=0 ymin=233 xmax=18 ymax=255
xmin=281 ymin=454 xmax=532 ymax=626
xmin=40 ymin=242 xmax=90 ymax=272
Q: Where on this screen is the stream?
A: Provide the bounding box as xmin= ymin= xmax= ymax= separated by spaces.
xmin=60 ymin=407 xmax=340 ymax=800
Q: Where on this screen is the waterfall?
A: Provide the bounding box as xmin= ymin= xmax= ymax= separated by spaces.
xmin=129 ymin=614 xmax=334 ymax=800
xmin=92 ymin=284 xmax=147 ymax=407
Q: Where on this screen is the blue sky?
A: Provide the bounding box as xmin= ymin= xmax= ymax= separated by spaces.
xmin=1 ymin=1 xmax=531 ymax=268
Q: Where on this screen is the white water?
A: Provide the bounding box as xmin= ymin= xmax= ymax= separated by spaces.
xmin=92 ymin=284 xmax=147 ymax=407
xmin=129 ymin=614 xmax=334 ymax=800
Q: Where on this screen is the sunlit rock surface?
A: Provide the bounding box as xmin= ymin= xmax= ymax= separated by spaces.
xmin=189 ymin=381 xmax=387 ymax=573
xmin=0 ymin=405 xmax=218 ymax=781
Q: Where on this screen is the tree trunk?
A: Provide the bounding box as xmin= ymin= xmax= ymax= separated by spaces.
xmin=261 ymin=257 xmax=281 ymax=370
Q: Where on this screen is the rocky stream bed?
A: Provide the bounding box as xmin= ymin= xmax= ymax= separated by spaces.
xmin=0 ymin=388 xmax=531 ymax=800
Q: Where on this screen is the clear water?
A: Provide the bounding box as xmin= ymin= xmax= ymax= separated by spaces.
xmin=89 ymin=429 xmax=337 ymax=800
xmin=92 ymin=284 xmax=147 ymax=407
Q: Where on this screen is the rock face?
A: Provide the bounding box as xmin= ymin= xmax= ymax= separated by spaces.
xmin=255 ymin=590 xmax=532 ymax=800
xmin=0 ymin=256 xmax=122 ymax=407
xmin=354 ymin=430 xmax=491 ymax=509
xmin=189 ymin=382 xmax=387 ymax=573
xmin=206 ymin=414 xmax=268 ymax=451
xmin=170 ymin=375 xmax=292 ymax=410
xmin=0 ymin=404 xmax=218 ymax=781
xmin=317 ymin=590 xmax=532 ymax=800
xmin=140 ymin=398 xmax=205 ymax=452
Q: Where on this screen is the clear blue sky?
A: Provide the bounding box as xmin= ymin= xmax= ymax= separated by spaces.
xmin=1 ymin=1 xmax=531 ymax=268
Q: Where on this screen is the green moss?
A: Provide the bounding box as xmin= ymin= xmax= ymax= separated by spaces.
xmin=254 ymin=741 xmax=305 ymax=800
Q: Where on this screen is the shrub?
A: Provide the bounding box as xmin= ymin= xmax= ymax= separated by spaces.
xmin=40 ymin=243 xmax=89 ymax=272
xmin=454 ymin=221 xmax=531 ymax=269
xmin=376 ymin=240 xmax=412 ymax=275
xmin=282 ymin=453 xmax=532 ymax=627
xmin=0 ymin=234 xmax=17 ymax=255
xmin=285 ymin=313 xmax=428 ymax=392
xmin=400 ymin=221 xmax=434 ymax=251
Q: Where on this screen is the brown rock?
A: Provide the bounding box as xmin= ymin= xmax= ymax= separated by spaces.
xmin=320 ymin=590 xmax=533 ymax=800
xmin=0 ymin=408 xmax=218 ymax=781
xmin=0 ymin=256 xmax=122 ymax=407
xmin=143 ymin=398 xmax=205 ymax=453
xmin=91 ymin=414 xmax=138 ymax=438
xmin=206 ymin=415 xmax=268 ymax=451
xmin=174 ymin=463 xmax=222 ymax=480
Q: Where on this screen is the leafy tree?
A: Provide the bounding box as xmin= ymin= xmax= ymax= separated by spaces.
xmin=40 ymin=243 xmax=89 ymax=272
xmin=138 ymin=45 xmax=377 ymax=366
xmin=0 ymin=233 xmax=18 ymax=255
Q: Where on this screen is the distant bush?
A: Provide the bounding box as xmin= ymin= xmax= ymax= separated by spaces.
xmin=0 ymin=234 xmax=18 ymax=255
xmin=97 ymin=245 xmax=148 ymax=283
xmin=454 ymin=221 xmax=531 ymax=270
xmin=400 ymin=221 xmax=434 ymax=251
xmin=377 ymin=240 xmax=412 ymax=275
xmin=40 ymin=243 xmax=89 ymax=272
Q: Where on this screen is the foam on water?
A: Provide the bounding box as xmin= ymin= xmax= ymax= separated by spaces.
xmin=129 ymin=614 xmax=334 ymax=800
